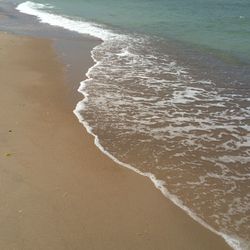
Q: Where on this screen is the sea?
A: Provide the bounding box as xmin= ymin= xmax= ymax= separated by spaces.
xmin=2 ymin=0 xmax=250 ymax=249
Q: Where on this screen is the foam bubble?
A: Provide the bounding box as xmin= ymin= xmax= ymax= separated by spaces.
xmin=72 ymin=40 xmax=248 ymax=250
xmin=17 ymin=1 xmax=124 ymax=41
xmin=17 ymin=2 xmax=250 ymax=249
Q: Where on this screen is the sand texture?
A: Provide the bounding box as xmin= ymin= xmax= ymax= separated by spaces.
xmin=0 ymin=32 xmax=231 ymax=250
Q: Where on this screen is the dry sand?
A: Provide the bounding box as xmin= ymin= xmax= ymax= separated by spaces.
xmin=0 ymin=32 xmax=231 ymax=250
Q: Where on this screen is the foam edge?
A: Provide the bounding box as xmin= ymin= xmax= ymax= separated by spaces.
xmin=73 ymin=49 xmax=243 ymax=250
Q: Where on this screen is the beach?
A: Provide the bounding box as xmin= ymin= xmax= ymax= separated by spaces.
xmin=0 ymin=29 xmax=234 ymax=250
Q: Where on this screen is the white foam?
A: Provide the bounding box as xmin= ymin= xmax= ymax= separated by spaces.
xmin=72 ymin=49 xmax=244 ymax=250
xmin=218 ymin=156 xmax=250 ymax=164
xmin=17 ymin=1 xmax=123 ymax=41
xmin=17 ymin=2 xmax=249 ymax=249
xmin=171 ymin=87 xmax=205 ymax=104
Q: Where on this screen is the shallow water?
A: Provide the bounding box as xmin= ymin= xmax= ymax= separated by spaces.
xmin=8 ymin=0 xmax=250 ymax=249
xmin=27 ymin=0 xmax=250 ymax=64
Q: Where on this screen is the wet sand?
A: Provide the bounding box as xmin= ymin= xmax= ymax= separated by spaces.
xmin=0 ymin=31 xmax=231 ymax=249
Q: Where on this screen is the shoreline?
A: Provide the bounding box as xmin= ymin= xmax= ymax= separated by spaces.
xmin=74 ymin=43 xmax=239 ymax=250
xmin=0 ymin=29 xmax=232 ymax=250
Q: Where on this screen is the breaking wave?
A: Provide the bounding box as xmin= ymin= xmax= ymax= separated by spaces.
xmin=17 ymin=2 xmax=250 ymax=249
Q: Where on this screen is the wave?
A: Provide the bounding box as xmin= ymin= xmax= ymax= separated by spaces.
xmin=17 ymin=1 xmax=124 ymax=41
xmin=16 ymin=2 xmax=249 ymax=250
xmin=73 ymin=59 xmax=244 ymax=250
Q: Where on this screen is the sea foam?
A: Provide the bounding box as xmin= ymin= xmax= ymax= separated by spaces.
xmin=17 ymin=1 xmax=121 ymax=41
xmin=16 ymin=2 xmax=249 ymax=249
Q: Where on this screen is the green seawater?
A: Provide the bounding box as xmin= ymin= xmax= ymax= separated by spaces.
xmin=4 ymin=0 xmax=249 ymax=247
xmin=32 ymin=0 xmax=250 ymax=64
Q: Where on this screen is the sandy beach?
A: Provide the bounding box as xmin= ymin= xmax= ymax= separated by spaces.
xmin=0 ymin=31 xmax=232 ymax=249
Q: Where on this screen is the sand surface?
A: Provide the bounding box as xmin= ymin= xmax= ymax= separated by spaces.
xmin=0 ymin=32 xmax=231 ymax=250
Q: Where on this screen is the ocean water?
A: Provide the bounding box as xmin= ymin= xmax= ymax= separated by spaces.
xmin=17 ymin=0 xmax=250 ymax=64
xmin=13 ymin=0 xmax=250 ymax=249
